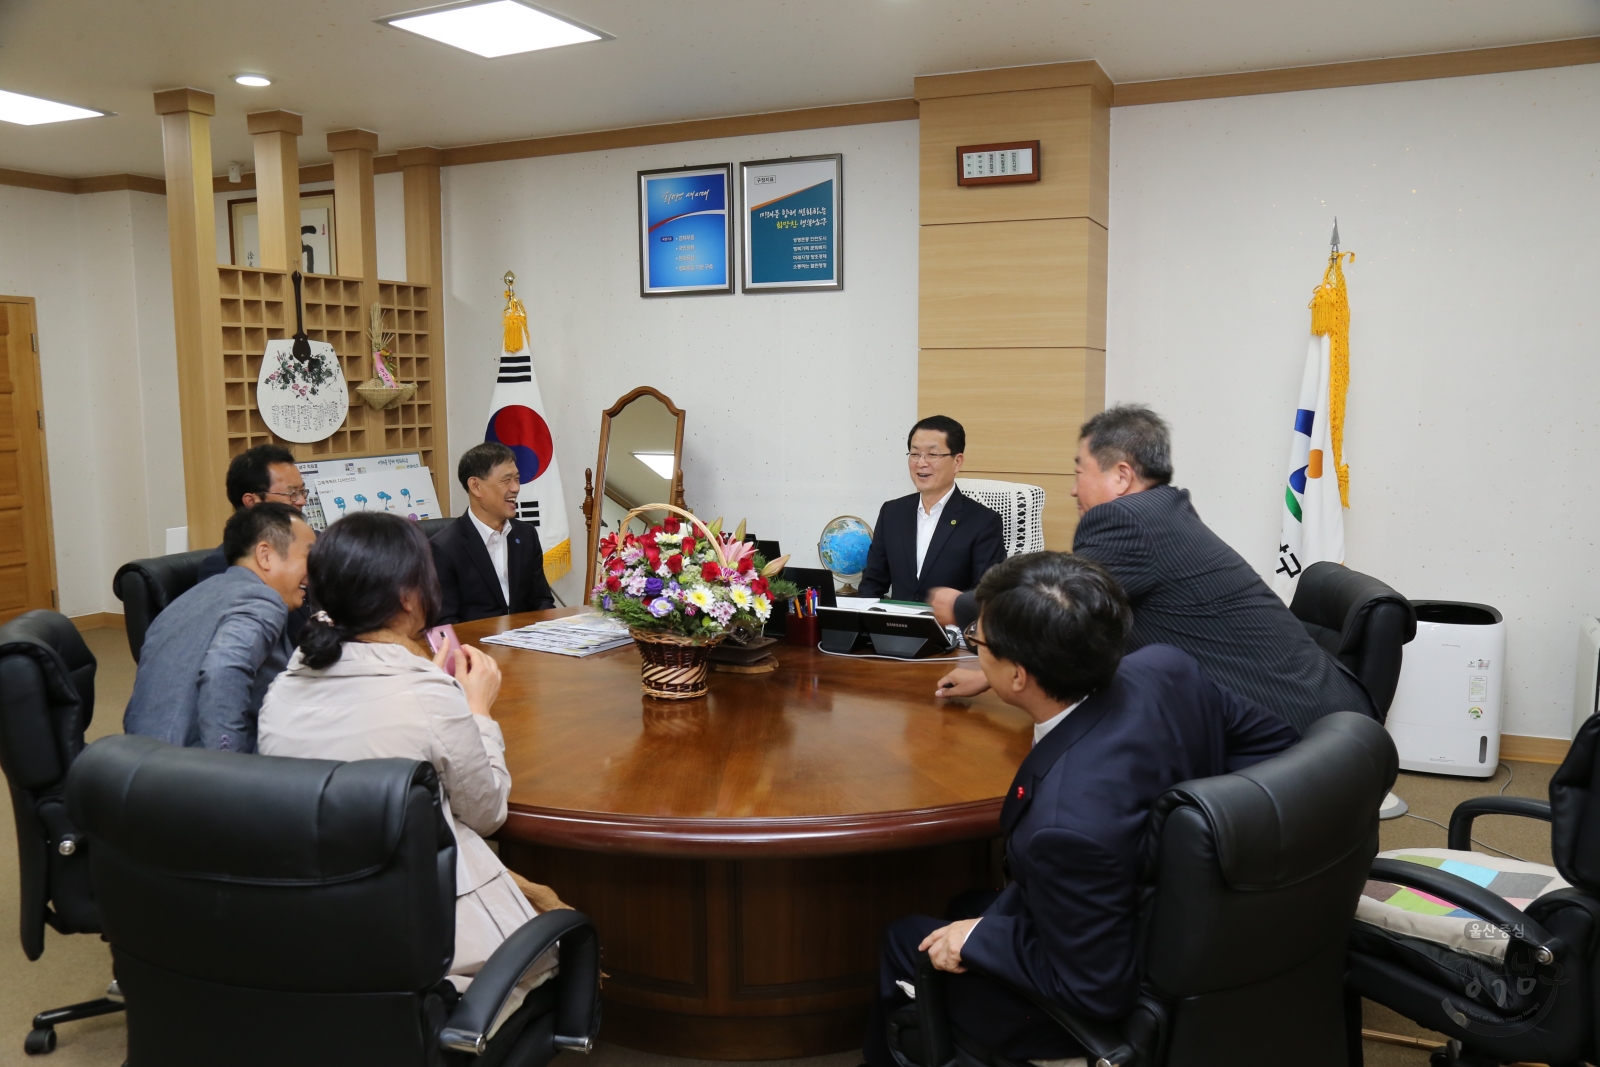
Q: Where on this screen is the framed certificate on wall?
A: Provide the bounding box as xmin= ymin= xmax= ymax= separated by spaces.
xmin=638 ymin=164 xmax=734 ymax=297
xmin=740 ymin=154 xmax=843 ymax=293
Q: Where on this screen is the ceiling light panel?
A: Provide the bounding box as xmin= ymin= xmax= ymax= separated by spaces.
xmin=235 ymin=75 xmax=272 ymax=87
xmin=383 ymin=0 xmax=604 ymax=59
xmin=0 ymin=89 xmax=103 ymax=126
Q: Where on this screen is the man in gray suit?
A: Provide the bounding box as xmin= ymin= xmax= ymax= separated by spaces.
xmin=124 ymin=503 xmax=314 ymax=753
xmin=933 ymin=405 xmax=1374 ymax=732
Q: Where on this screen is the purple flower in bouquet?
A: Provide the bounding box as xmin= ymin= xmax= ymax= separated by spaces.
xmin=685 ymin=605 xmax=697 ymax=616
xmin=644 ymin=576 xmax=664 ymax=596
xmin=709 ymin=600 xmax=736 ymax=625
xmin=648 ymin=598 xmax=674 ymax=619
xmin=625 ymin=571 xmax=648 ymax=596
xmin=602 ymin=596 xmax=614 ymax=611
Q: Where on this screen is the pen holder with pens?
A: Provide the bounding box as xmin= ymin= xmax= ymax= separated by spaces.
xmin=786 ymin=586 xmax=822 ymax=647
xmin=786 ymin=613 xmax=820 ymax=647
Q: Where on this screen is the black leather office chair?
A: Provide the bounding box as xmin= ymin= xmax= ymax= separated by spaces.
xmin=890 ymin=712 xmax=1398 ymax=1067
xmin=1290 ymin=562 xmax=1417 ymax=720
xmin=111 ymin=549 xmax=212 ymax=663
xmin=0 ymin=610 xmax=124 ymax=1055
xmin=66 ymin=733 xmax=600 ymax=1067
xmin=417 ymin=517 xmax=455 ymax=540
xmin=1346 ymin=712 xmax=1600 ymax=1067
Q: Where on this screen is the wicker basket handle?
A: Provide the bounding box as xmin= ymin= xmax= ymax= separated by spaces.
xmin=619 ymin=503 xmax=731 ymax=568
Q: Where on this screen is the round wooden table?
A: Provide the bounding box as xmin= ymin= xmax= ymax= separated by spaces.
xmin=460 ymin=610 xmax=1032 ymax=1060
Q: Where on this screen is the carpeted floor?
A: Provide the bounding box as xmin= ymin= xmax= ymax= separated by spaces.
xmin=0 ymin=627 xmax=1565 ymax=1066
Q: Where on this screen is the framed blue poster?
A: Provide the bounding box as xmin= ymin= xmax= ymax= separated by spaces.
xmin=638 ymin=163 xmax=733 ymax=297
xmin=740 ymin=154 xmax=843 ymax=293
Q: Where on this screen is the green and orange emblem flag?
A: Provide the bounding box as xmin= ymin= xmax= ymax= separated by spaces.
xmin=1273 ymin=229 xmax=1354 ymax=601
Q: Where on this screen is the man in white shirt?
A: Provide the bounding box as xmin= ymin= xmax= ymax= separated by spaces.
xmin=431 ymin=443 xmax=557 ymax=623
xmin=857 ymin=416 xmax=1005 ymax=602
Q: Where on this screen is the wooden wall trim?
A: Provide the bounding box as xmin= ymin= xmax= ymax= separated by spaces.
xmin=0 ymin=168 xmax=165 ymax=195
xmin=70 ymin=611 xmax=125 ymax=633
xmin=915 ymin=61 xmax=1114 ymax=102
xmin=5 ymin=36 xmax=1596 ymax=198
xmin=1114 ymin=35 xmax=1600 ymax=107
xmin=1500 ymin=733 xmax=1571 ymax=766
xmin=436 ymin=97 xmax=919 ymax=168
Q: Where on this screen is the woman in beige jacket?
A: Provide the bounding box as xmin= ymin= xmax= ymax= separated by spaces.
xmin=258 ymin=512 xmax=565 ymax=1019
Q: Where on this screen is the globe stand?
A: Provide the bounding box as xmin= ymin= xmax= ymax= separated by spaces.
xmin=836 ymin=579 xmax=859 ymax=596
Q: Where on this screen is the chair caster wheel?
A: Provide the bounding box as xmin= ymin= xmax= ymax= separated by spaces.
xmin=24 ymin=1027 xmax=56 ymax=1055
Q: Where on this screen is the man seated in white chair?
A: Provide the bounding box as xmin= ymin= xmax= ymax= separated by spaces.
xmin=857 ymin=416 xmax=1006 ymax=603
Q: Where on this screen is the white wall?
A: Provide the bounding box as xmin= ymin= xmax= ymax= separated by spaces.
xmin=0 ymin=186 xmax=181 ymax=616
xmin=439 ymin=121 xmax=920 ymax=604
xmin=1106 ymin=64 xmax=1600 ymax=739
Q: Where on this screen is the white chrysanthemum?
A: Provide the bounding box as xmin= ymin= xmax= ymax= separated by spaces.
xmin=687 ymin=588 xmax=715 ymax=610
xmin=730 ymin=586 xmax=752 ymax=608
xmin=753 ymin=594 xmax=771 ymax=621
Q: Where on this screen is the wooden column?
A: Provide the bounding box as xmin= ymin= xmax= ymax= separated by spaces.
xmin=399 ymin=146 xmax=449 ymax=492
xmin=154 ymin=88 xmax=231 ymax=547
xmin=914 ymin=63 xmax=1111 ymax=549
xmin=328 ymin=128 xmax=379 ymax=282
xmin=246 ymin=110 xmax=303 ymax=272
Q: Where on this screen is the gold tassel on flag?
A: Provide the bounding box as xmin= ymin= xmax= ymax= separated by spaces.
xmin=503 ymin=270 xmax=528 ymax=354
xmin=1309 ymin=250 xmax=1355 ymax=508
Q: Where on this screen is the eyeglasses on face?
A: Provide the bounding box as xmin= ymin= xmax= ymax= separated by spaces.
xmin=265 ymin=487 xmax=310 ymax=503
xmin=961 ymin=622 xmax=990 ymax=652
xmin=906 ymin=451 xmax=955 ymax=462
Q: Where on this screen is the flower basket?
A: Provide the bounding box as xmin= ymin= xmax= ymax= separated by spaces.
xmin=357 ymin=379 xmax=416 ymax=410
xmin=593 ymin=503 xmax=788 ymax=699
xmin=633 ymin=628 xmax=724 ymax=699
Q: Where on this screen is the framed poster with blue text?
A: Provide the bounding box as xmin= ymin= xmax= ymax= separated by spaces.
xmin=638 ymin=164 xmax=734 ymax=297
xmin=741 ymin=154 xmax=843 ymax=293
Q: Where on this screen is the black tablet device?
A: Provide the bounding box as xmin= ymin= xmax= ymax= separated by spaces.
xmin=861 ymin=610 xmax=953 ymax=658
xmin=816 ymin=606 xmax=867 ymax=652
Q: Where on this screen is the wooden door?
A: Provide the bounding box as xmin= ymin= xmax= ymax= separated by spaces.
xmin=0 ymin=297 xmax=56 ymax=622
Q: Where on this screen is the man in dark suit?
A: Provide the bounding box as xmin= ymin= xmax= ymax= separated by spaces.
xmin=197 ymin=445 xmax=311 ymax=641
xmin=864 ymin=554 xmax=1298 ymax=1067
xmin=432 ymin=442 xmax=556 ymax=623
xmin=857 ymin=416 xmax=1005 ymax=602
xmin=935 ymin=405 xmax=1376 ymax=733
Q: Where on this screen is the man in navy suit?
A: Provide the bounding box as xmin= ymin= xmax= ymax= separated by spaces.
xmin=863 ymin=553 xmax=1298 ymax=1066
xmin=857 ymin=416 xmax=1005 ymax=602
xmin=431 ymin=442 xmax=556 ymax=623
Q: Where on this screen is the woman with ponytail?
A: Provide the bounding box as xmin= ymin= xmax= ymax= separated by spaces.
xmin=258 ymin=512 xmax=568 ymax=1020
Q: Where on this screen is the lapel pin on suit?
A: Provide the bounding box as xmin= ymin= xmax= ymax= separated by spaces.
xmin=950 ymin=519 xmax=958 ymax=526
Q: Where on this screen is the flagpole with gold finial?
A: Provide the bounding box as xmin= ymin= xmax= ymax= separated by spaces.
xmin=1310 ymin=219 xmax=1355 ymax=508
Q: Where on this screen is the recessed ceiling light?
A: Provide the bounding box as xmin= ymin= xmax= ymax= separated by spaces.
xmin=632 ymin=453 xmax=676 ymax=479
xmin=235 ymin=75 xmax=272 ymax=87
xmin=380 ymin=0 xmax=606 ymax=59
xmin=0 ymin=89 xmax=103 ymax=126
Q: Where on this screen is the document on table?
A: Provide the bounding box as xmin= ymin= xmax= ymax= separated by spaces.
xmin=480 ymin=613 xmax=634 ymax=657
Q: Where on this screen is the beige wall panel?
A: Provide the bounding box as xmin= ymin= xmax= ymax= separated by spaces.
xmin=961 ymin=471 xmax=1078 ymax=550
xmin=920 ymin=87 xmax=1109 ymax=227
xmin=920 ymin=218 xmax=1107 ymax=350
xmin=919 ymin=349 xmax=1103 ymax=475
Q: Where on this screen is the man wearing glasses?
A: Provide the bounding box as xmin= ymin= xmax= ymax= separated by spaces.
xmin=857 ymin=416 xmax=1005 ymax=603
xmin=198 ymin=445 xmax=312 ymax=639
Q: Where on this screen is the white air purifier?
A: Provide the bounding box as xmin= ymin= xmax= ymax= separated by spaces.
xmin=1385 ymin=601 xmax=1504 ymax=777
xmin=1572 ymin=617 xmax=1600 ymax=739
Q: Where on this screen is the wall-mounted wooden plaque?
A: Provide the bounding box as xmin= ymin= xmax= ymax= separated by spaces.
xmin=956 ymin=140 xmax=1042 ymax=186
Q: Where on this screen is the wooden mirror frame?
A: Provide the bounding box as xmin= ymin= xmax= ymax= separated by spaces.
xmin=582 ymin=386 xmax=687 ymax=602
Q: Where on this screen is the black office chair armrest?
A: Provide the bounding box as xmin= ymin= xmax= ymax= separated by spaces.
xmin=440 ymin=909 xmax=600 ymax=1057
xmin=1369 ymin=858 xmax=1562 ymax=965
xmin=913 ymin=954 xmax=1137 ymax=1067
xmin=1446 ymin=796 xmax=1553 ymax=852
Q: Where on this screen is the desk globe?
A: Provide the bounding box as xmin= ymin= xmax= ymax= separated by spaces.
xmin=817 ymin=515 xmax=873 ymax=595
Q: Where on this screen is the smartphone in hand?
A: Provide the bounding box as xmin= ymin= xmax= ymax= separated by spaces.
xmin=425 ymin=624 xmax=462 ymax=677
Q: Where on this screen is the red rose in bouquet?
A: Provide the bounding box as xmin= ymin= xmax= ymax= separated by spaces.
xmin=663 ymin=515 xmax=680 ymax=533
xmin=605 ymin=576 xmax=622 ymax=592
xmin=607 ymin=556 xmax=626 ymax=575
xmin=667 ymin=553 xmax=684 ymax=574
xmin=701 ymin=561 xmax=721 ymax=581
